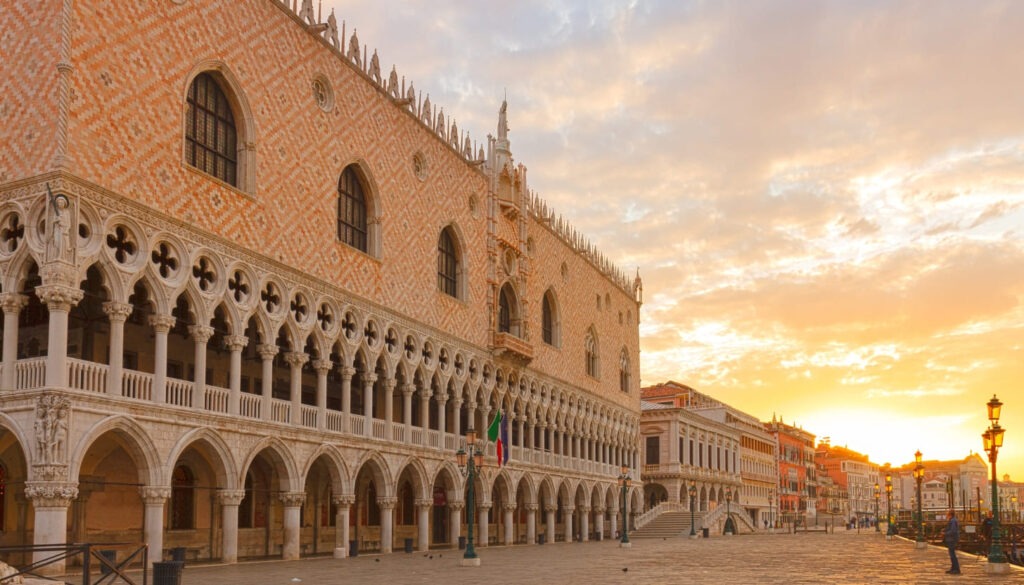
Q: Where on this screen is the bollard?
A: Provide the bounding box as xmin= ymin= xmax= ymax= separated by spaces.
xmin=152 ymin=561 xmax=184 ymax=585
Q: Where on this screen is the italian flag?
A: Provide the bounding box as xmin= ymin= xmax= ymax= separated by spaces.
xmin=487 ymin=410 xmax=508 ymax=467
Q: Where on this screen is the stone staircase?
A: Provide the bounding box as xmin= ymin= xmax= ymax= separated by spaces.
xmin=630 ymin=511 xmax=704 ymax=539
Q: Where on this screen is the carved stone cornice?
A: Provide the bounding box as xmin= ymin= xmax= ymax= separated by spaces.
xmin=139 ymin=486 xmax=172 ymax=505
xmin=217 ymin=489 xmax=247 ymax=506
xmin=25 ymin=481 xmax=78 ymax=507
xmin=35 ymin=284 xmax=83 ymax=311
xmin=102 ymin=301 xmax=133 ymax=322
xmin=188 ymin=325 xmax=215 ymax=344
xmin=279 ymin=491 xmax=306 ymax=507
xmin=31 ymin=464 xmax=69 ymax=482
xmin=0 ymin=293 xmax=28 ymax=314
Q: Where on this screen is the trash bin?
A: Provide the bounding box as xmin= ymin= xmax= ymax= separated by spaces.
xmin=701 ymin=528 xmax=709 ymax=538
xmin=458 ymin=536 xmax=466 ymax=550
xmin=171 ymin=547 xmax=187 ymax=563
xmin=99 ymin=549 xmax=116 ymax=576
xmin=404 ymin=538 xmax=413 ymax=553
xmin=152 ymin=561 xmax=184 ymax=585
xmin=349 ymin=540 xmax=359 ymax=558
xmin=538 ymin=533 xmax=545 ymax=545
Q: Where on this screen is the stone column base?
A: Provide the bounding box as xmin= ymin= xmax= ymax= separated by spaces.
xmin=619 ymin=541 xmax=632 ymax=548
xmin=985 ymin=561 xmax=1011 ymax=574
xmin=915 ymin=541 xmax=927 ymax=549
xmin=459 ymin=557 xmax=482 ymax=567
xmin=333 ymin=547 xmax=347 ymax=559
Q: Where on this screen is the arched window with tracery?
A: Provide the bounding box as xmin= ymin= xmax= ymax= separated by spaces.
xmin=170 ymin=464 xmax=195 ymax=530
xmin=497 ymin=283 xmax=520 ymax=336
xmin=619 ymin=348 xmax=630 ymax=392
xmin=338 ymin=166 xmax=368 ymax=252
xmin=186 ymin=72 xmax=238 ymax=186
xmin=542 ymin=289 xmax=560 ymax=347
xmin=584 ymin=327 xmax=599 ymax=378
xmin=437 ymin=227 xmax=459 ymax=298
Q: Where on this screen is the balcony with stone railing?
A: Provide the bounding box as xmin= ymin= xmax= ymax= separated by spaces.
xmin=492 ymin=332 xmax=533 ymax=365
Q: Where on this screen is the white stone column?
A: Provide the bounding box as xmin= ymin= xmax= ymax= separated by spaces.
xmin=436 ymin=392 xmax=448 ymax=440
xmin=401 ymin=383 xmax=414 ymax=442
xmin=416 ymin=499 xmax=431 ymax=552
xmin=503 ymin=503 xmax=515 ymax=545
xmin=382 ymin=377 xmax=396 ymax=434
xmin=565 ymin=507 xmax=575 ymax=542
xmin=478 ymin=503 xmax=490 ymax=547
xmin=37 ymin=285 xmax=82 ymax=388
xmin=452 ymin=398 xmax=463 ymax=438
xmin=363 ymin=373 xmax=377 ymax=436
xmin=218 ymin=489 xmax=246 ymax=564
xmin=378 ymin=497 xmax=396 ymax=554
xmin=526 ymin=503 xmax=537 ymax=544
xmin=26 ymin=482 xmax=78 ymax=575
xmin=102 ymin=301 xmax=132 ymax=396
xmin=579 ymin=505 xmax=590 ymax=542
xmin=189 ymin=325 xmax=214 ymax=410
xmin=517 ymin=419 xmax=526 ymax=449
xmin=257 ymin=344 xmax=277 ymax=421
xmin=610 ymin=509 xmax=619 ymax=539
xmin=149 ymin=314 xmax=175 ymax=404
xmin=283 ymin=352 xmax=308 ymax=425
xmin=225 ymin=335 xmax=248 ymax=415
xmin=1 ymin=293 xmax=28 ymax=391
xmin=545 ymin=505 xmax=556 ymax=544
xmin=332 ymin=494 xmax=355 ymax=558
xmin=140 ymin=486 xmax=170 ymax=566
xmin=449 ymin=501 xmax=464 ymax=548
xmin=312 ymin=359 xmax=331 ymax=430
xmin=420 ymin=389 xmax=432 ymax=446
xmin=280 ymin=491 xmax=305 ymax=560
xmin=595 ymin=506 xmax=606 ymax=541
xmin=340 ymin=367 xmax=354 ymax=433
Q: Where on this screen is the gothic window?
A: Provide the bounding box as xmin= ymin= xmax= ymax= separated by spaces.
xmin=170 ymin=465 xmax=196 ymax=530
xmin=541 ymin=289 xmax=560 ymax=347
xmin=584 ymin=327 xmax=599 ymax=378
xmin=186 ymin=73 xmax=238 ymax=186
xmin=337 ymin=166 xmax=368 ymax=252
xmin=437 ymin=227 xmax=459 ymax=298
xmin=619 ymin=348 xmax=630 ymax=392
xmin=497 ymin=283 xmax=520 ymax=336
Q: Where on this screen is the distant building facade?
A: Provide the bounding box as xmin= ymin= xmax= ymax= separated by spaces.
xmin=765 ymin=417 xmax=817 ymax=525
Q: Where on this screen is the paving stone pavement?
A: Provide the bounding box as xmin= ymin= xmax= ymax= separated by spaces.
xmin=162 ymin=530 xmax=1023 ymax=585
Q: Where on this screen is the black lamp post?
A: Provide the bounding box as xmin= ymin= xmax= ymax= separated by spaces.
xmin=1012 ymin=495 xmax=1018 ymax=522
xmin=913 ymin=450 xmax=924 ymax=548
xmin=725 ymin=487 xmax=734 ymax=535
xmin=885 ymin=469 xmax=894 ymax=537
xmin=689 ymin=482 xmax=698 ymax=538
xmin=769 ymin=488 xmax=775 ymax=534
xmin=983 ymin=394 xmax=1007 ymax=571
xmin=457 ymin=426 xmax=484 ymax=566
xmin=618 ymin=464 xmax=631 ymax=547
xmin=874 ymin=483 xmax=881 ymax=533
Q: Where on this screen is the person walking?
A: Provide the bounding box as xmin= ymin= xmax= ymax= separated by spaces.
xmin=943 ymin=509 xmax=961 ymax=575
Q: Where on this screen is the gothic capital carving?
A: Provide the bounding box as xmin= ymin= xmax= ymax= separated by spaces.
xmin=363 ymin=373 xmax=378 ymax=385
xmin=577 ymin=505 xmax=590 ymax=513
xmin=477 ymin=502 xmax=491 ymax=511
xmin=217 ymin=489 xmax=247 ymax=506
xmin=0 ymin=293 xmax=28 ymax=314
xmin=139 ymin=486 xmax=172 ymax=504
xmin=312 ymin=359 xmax=333 ymax=373
xmin=340 ymin=366 xmax=356 ymax=379
xmin=332 ymin=494 xmax=356 ymax=507
xmin=524 ymin=503 xmax=539 ymax=512
xmin=279 ymin=491 xmax=306 ymax=507
xmin=503 ymin=502 xmax=518 ymax=512
xmin=256 ymin=344 xmax=279 ymax=360
xmin=35 ymin=284 xmax=83 ymax=311
xmin=544 ymin=504 xmax=558 ymax=513
xmin=25 ymin=481 xmax=78 ymax=507
xmin=563 ymin=506 xmax=576 ymax=514
xmin=448 ymin=501 xmax=465 ymax=511
xmin=102 ymin=301 xmax=133 ymax=322
xmin=376 ymin=496 xmax=397 ymax=510
xmin=401 ymin=384 xmax=415 ymax=397
xmin=188 ymin=325 xmax=215 ymax=343
xmin=415 ymin=498 xmax=433 ymax=509
xmin=148 ymin=314 xmax=176 ymax=332
xmin=283 ymin=351 xmax=309 ymax=368
xmin=224 ymin=334 xmax=249 ymax=351
xmin=594 ymin=506 xmax=606 ymax=514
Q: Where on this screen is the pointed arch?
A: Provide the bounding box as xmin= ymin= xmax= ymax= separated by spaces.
xmin=437 ymin=224 xmax=466 ymax=300
xmin=239 ymin=437 xmax=300 ymax=492
xmin=337 ymin=161 xmax=381 ymax=257
xmin=497 ymin=281 xmax=521 ymax=337
xmin=69 ymin=415 xmax=162 ymax=486
xmin=166 ymin=426 xmax=238 ymax=490
xmin=541 ymin=287 xmax=560 ymax=347
xmin=584 ymin=325 xmax=599 ymax=379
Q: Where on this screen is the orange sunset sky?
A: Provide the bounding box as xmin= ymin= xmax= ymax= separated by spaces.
xmin=324 ymin=0 xmax=1024 ymax=479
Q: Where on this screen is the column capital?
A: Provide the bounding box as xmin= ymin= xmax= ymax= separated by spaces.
xmin=279 ymin=491 xmax=306 ymax=507
xmin=525 ymin=503 xmax=539 ymax=512
xmin=478 ymin=502 xmax=491 ymax=511
xmin=577 ymin=505 xmax=590 ymax=514
xmin=312 ymin=359 xmax=333 ymax=374
xmin=139 ymin=485 xmax=172 ymax=505
xmin=415 ymin=498 xmax=434 ymax=510
xmin=217 ymin=489 xmax=247 ymax=506
xmin=376 ymin=496 xmax=397 ymax=510
xmin=188 ymin=325 xmax=215 ymax=343
xmin=283 ymin=351 xmax=309 ymax=368
xmin=340 ymin=366 xmax=356 ymax=379
xmin=224 ymin=334 xmax=249 ymax=351
xmin=25 ymin=481 xmax=78 ymax=507
xmin=448 ymin=500 xmax=466 ymax=511
xmin=363 ymin=373 xmax=378 ymax=385
xmin=102 ymin=301 xmax=133 ymax=322
xmin=0 ymin=292 xmax=29 ymax=314
xmin=401 ymin=383 xmax=415 ymax=397
xmin=148 ymin=314 xmax=176 ymax=332
xmin=332 ymin=494 xmax=356 ymax=507
xmin=594 ymin=506 xmax=606 ymax=514
xmin=563 ymin=506 xmax=576 ymax=514
xmin=35 ymin=284 xmax=83 ymax=311
xmin=502 ymin=502 xmax=518 ymax=512
xmin=256 ymin=344 xmax=279 ymax=360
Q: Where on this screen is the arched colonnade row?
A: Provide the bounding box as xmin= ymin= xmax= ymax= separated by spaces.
xmin=0 ymin=190 xmax=640 ymax=474
xmin=0 ymin=412 xmax=644 ymax=564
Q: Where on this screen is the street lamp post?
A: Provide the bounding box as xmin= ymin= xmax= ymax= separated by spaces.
xmin=618 ymin=465 xmax=632 ymax=548
xmin=913 ymin=450 xmax=925 ymax=549
xmin=1012 ymin=495 xmax=1018 ymax=522
xmin=874 ymin=483 xmax=881 ymax=533
xmin=885 ymin=469 xmax=894 ymax=538
xmin=456 ymin=426 xmax=484 ymax=566
xmin=769 ymin=488 xmax=775 ymax=534
xmin=983 ymin=394 xmax=1008 ymax=573
xmin=689 ymin=482 xmax=698 ymax=539
xmin=725 ymin=487 xmax=734 ymax=535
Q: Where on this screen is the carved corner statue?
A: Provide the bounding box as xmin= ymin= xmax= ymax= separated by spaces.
xmin=35 ymin=394 xmax=71 ymax=465
xmin=46 ymin=183 xmax=72 ymax=262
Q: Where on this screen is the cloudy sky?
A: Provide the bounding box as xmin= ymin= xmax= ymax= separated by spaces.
xmin=322 ymin=0 xmax=1024 ymax=479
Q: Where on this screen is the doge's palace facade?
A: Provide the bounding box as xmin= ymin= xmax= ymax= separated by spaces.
xmin=0 ymin=0 xmax=643 ymax=573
